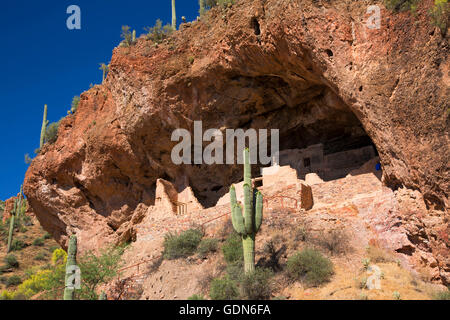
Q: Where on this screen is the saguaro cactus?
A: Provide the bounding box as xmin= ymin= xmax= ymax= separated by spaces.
xmin=171 ymin=0 xmax=177 ymax=30
xmin=132 ymin=30 xmax=136 ymax=43
xmin=199 ymin=0 xmax=205 ymax=16
xmin=40 ymin=104 xmax=49 ymax=149
xmin=99 ymin=63 xmax=109 ymax=83
xmin=64 ymin=235 xmax=78 ymax=300
xmin=7 ymin=200 xmax=17 ymax=253
xmin=16 ymin=185 xmax=23 ymax=222
xmin=230 ymin=148 xmax=264 ymax=274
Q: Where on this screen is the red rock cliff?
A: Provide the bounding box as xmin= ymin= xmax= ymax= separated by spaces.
xmin=23 ymin=0 xmax=448 ymax=279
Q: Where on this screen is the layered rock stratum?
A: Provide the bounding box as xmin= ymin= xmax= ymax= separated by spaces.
xmin=23 ymin=0 xmax=448 ymax=283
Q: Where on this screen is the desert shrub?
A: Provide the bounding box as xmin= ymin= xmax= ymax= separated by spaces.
xmin=316 ymin=229 xmax=351 ymax=255
xmin=21 ymin=215 xmax=32 ymax=226
xmin=286 ymin=248 xmax=334 ymax=287
xmin=10 ymin=239 xmax=27 ymax=252
xmin=120 ymin=25 xmax=135 ymax=47
xmin=197 ymin=238 xmax=219 ymax=258
xmin=226 ymin=261 xmax=244 ymax=281
xmin=43 ymin=232 xmax=52 ymax=240
xmin=0 ymin=265 xmax=9 ymax=274
xmin=294 ymin=225 xmax=310 ymax=243
xmin=34 ymin=251 xmax=48 ymax=261
xmin=432 ymin=287 xmax=450 ymax=300
xmin=0 ymin=222 xmax=6 ymax=243
xmin=71 ymin=96 xmax=80 ymax=114
xmin=0 ymin=276 xmax=6 ymax=284
xmin=33 ymin=237 xmax=45 ymax=247
xmin=366 ymin=245 xmax=394 ymax=263
xmin=240 ymin=268 xmax=273 ymax=300
xmin=188 ymin=294 xmax=205 ymax=300
xmin=6 ymin=276 xmax=22 ymax=287
xmin=163 ymin=229 xmax=203 ymax=260
xmin=44 ymin=120 xmax=61 ymax=145
xmin=258 ymin=239 xmax=286 ymax=272
xmin=48 ymin=245 xmax=59 ymax=253
xmin=222 ymin=231 xmax=243 ymax=264
xmin=209 ymin=276 xmax=239 ymax=300
xmin=4 ymin=254 xmax=19 ymax=268
xmin=144 ymin=19 xmax=173 ymax=44
xmin=0 ymin=250 xmax=68 ymax=300
xmin=77 ymin=245 xmax=125 ymax=300
xmin=430 ymin=0 xmax=449 ymax=35
xmin=385 ymin=0 xmax=420 ymax=12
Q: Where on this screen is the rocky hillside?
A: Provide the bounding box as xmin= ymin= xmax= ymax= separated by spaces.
xmin=23 ymin=0 xmax=449 ymax=287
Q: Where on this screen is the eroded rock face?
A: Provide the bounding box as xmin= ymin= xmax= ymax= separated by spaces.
xmin=23 ymin=0 xmax=448 ymax=280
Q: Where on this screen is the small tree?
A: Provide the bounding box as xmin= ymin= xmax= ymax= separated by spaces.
xmin=77 ymin=245 xmax=125 ymax=300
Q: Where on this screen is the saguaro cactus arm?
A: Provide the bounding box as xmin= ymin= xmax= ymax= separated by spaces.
xmin=254 ymin=191 xmax=263 ymax=233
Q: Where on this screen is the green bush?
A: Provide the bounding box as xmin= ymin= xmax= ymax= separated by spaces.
xmin=226 ymin=261 xmax=244 ymax=281
xmin=6 ymin=276 xmax=22 ymax=287
xmin=163 ymin=229 xmax=203 ymax=260
xmin=430 ymin=0 xmax=449 ymax=35
xmin=33 ymin=237 xmax=45 ymax=247
xmin=71 ymin=96 xmax=80 ymax=114
xmin=4 ymin=255 xmax=19 ymax=269
xmin=222 ymin=232 xmax=243 ymax=264
xmin=120 ymin=25 xmax=135 ymax=47
xmin=385 ymin=0 xmax=420 ymax=12
xmin=144 ymin=19 xmax=174 ymax=44
xmin=78 ymin=245 xmax=125 ymax=300
xmin=432 ymin=287 xmax=450 ymax=300
xmin=209 ymin=276 xmax=239 ymax=300
xmin=44 ymin=121 xmax=61 ymax=145
xmin=34 ymin=251 xmax=48 ymax=261
xmin=197 ymin=238 xmax=219 ymax=258
xmin=188 ymin=294 xmax=205 ymax=300
xmin=43 ymin=232 xmax=52 ymax=240
xmin=286 ymin=248 xmax=334 ymax=287
xmin=10 ymin=239 xmax=27 ymax=251
xmin=240 ymin=268 xmax=273 ymax=300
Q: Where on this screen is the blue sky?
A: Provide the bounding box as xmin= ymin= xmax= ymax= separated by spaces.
xmin=0 ymin=0 xmax=200 ymax=200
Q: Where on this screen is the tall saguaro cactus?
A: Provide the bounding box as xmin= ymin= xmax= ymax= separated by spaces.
xmin=230 ymin=148 xmax=264 ymax=274
xmin=64 ymin=235 xmax=78 ymax=300
xmin=171 ymin=0 xmax=177 ymax=30
xmin=199 ymin=0 xmax=205 ymax=16
xmin=99 ymin=63 xmax=109 ymax=83
xmin=40 ymin=104 xmax=49 ymax=149
xmin=7 ymin=200 xmax=17 ymax=253
xmin=16 ymin=185 xmax=23 ymax=223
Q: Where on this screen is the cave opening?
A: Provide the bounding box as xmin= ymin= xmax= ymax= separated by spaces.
xmin=188 ymin=75 xmax=382 ymax=208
